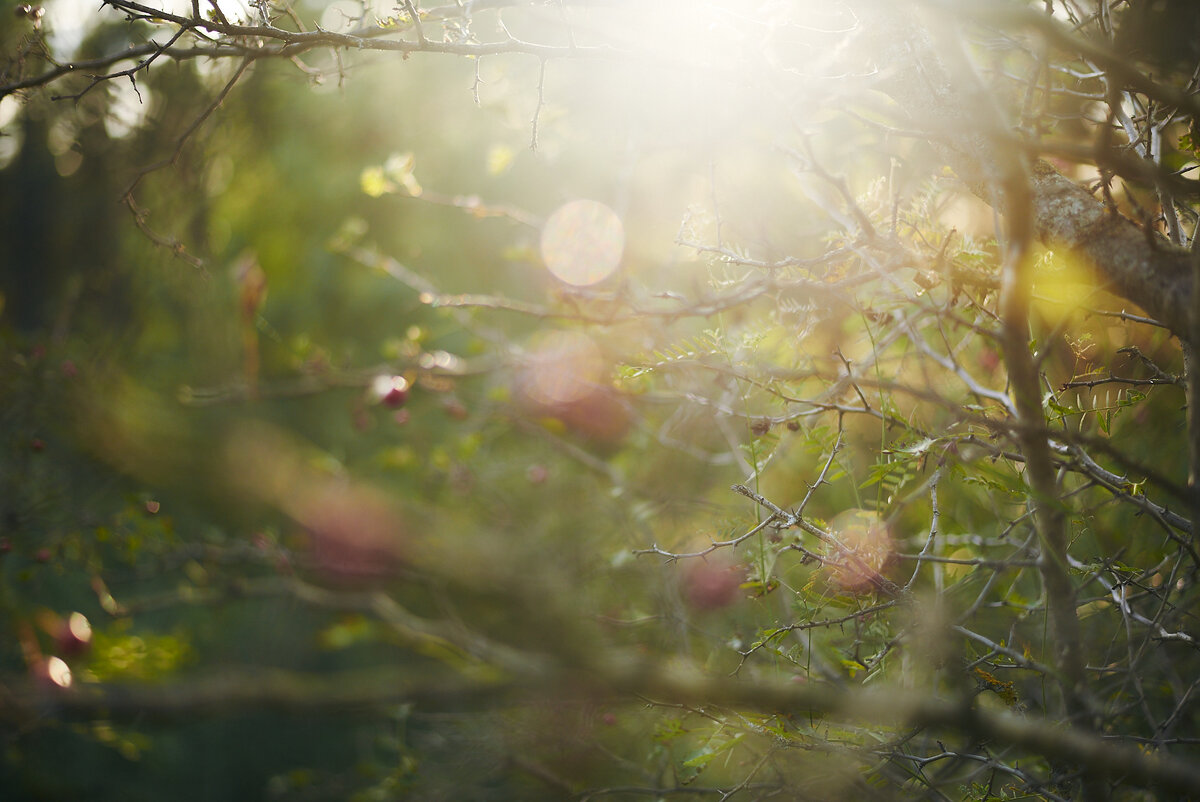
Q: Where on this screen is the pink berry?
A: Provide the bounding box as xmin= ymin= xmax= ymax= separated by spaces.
xmin=684 ymin=561 xmax=744 ymax=611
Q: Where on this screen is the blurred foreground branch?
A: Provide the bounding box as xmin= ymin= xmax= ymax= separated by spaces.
xmin=5 ymin=658 xmax=1200 ymax=796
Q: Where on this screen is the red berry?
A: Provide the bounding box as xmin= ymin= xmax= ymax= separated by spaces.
xmin=372 ymin=375 xmax=410 ymax=408
xmin=60 ymin=359 xmax=77 ymax=378
xmin=382 ymin=386 xmax=409 ymax=408
xmin=34 ymin=547 xmax=51 ymax=563
xmin=0 ymin=537 xmax=11 ymax=554
xmin=30 ymin=438 xmax=45 ymax=452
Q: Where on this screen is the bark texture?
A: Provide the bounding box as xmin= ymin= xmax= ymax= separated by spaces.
xmin=1029 ymin=161 xmax=1192 ymax=338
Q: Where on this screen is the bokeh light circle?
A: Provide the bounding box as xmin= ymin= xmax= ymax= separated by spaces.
xmin=824 ymin=509 xmax=893 ymax=592
xmin=521 ymin=330 xmax=605 ymax=407
xmin=540 ymin=200 xmax=624 ymax=286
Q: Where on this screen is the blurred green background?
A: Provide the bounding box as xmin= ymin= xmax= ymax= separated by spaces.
xmin=2 ymin=2 xmax=1195 ymax=799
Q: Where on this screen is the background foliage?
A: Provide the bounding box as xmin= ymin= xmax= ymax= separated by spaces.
xmin=2 ymin=1 xmax=1199 ymax=799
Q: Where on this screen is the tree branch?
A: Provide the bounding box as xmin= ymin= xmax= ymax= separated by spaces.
xmin=9 ymin=660 xmax=1200 ymax=797
xmin=862 ymin=1 xmax=1195 ymax=342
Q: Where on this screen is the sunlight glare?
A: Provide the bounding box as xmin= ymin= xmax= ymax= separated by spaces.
xmin=67 ymin=612 xmax=92 ymax=646
xmin=45 ymin=656 xmax=72 ymax=688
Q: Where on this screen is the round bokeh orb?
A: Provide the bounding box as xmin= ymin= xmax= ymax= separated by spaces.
xmin=540 ymin=199 xmax=624 ymax=286
xmin=519 ymin=330 xmax=605 ymax=408
xmin=824 ymin=509 xmax=893 ymax=592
